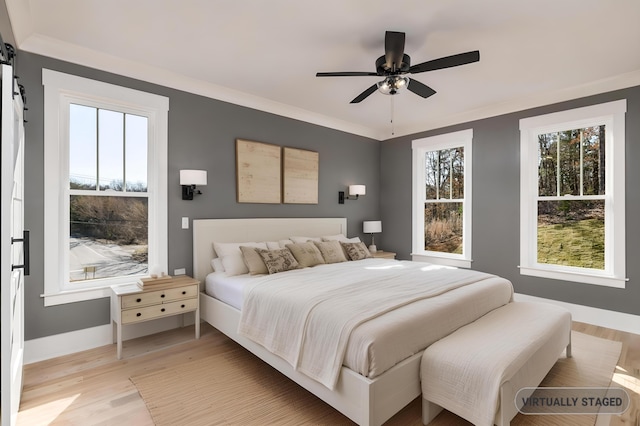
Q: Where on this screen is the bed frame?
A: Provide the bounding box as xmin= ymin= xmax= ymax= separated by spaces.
xmin=193 ymin=218 xmax=423 ymax=426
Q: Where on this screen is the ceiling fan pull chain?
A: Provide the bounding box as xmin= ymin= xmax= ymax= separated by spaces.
xmin=390 ymin=96 xmax=395 ymax=136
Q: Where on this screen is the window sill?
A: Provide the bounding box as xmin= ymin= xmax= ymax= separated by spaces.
xmin=411 ymin=253 xmax=472 ymax=269
xmin=519 ymin=265 xmax=627 ymax=289
xmin=41 ymin=286 xmax=113 ymax=306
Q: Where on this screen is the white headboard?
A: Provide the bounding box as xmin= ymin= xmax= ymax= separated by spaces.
xmin=192 ymin=218 xmax=347 ymax=283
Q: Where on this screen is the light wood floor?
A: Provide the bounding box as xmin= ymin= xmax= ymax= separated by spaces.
xmin=17 ymin=322 xmax=639 ymax=426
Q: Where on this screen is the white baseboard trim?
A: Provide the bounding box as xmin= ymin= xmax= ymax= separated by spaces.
xmin=25 ymin=315 xmax=195 ymax=364
xmin=514 ymin=293 xmax=640 ymax=335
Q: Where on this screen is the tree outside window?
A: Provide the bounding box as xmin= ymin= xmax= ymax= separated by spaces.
xmin=412 ymin=129 xmax=472 ymax=268
xmin=536 ymin=127 xmax=605 ymax=270
xmin=424 ymin=147 xmax=464 ymax=254
xmin=68 ymin=105 xmax=150 ymax=282
xmin=519 ymin=100 xmax=626 ymax=288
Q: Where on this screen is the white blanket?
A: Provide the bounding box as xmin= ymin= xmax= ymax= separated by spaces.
xmin=237 ymin=259 xmax=499 ymax=389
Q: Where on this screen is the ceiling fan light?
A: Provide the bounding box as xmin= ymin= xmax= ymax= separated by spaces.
xmin=377 ymin=79 xmax=392 ymax=94
xmin=395 ymin=76 xmax=409 ymax=88
xmin=377 ymin=76 xmax=409 ymax=95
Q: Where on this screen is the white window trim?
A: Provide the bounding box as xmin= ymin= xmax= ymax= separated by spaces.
xmin=42 ymin=69 xmax=169 ymax=306
xmin=519 ymin=100 xmax=626 ymax=288
xmin=411 ymin=129 xmax=473 ymax=268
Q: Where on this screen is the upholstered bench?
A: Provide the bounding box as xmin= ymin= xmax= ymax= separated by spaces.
xmin=420 ymin=301 xmax=571 ymax=426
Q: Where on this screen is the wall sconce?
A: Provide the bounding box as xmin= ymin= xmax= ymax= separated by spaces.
xmin=338 ymin=184 xmax=366 ymax=204
xmin=180 ymin=169 xmax=207 ymax=200
xmin=363 ymin=220 xmax=382 ymax=253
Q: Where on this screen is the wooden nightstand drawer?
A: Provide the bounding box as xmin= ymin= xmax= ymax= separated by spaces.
xmin=121 ymin=298 xmax=198 ymax=324
xmin=164 ymin=284 xmax=199 ymax=300
xmin=121 ymin=284 xmax=198 ymax=308
xmin=372 ymin=251 xmax=396 ymax=259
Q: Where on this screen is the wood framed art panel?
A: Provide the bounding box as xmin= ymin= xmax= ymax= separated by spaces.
xmin=236 ymin=139 xmax=281 ymax=204
xmin=283 ymin=147 xmax=319 ymax=204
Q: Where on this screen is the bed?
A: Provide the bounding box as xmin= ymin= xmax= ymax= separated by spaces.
xmin=194 ymin=218 xmax=514 ymax=425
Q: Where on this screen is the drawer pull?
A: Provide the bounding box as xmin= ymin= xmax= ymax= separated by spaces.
xmin=136 ymin=298 xmax=142 ymax=303
xmin=182 ymin=291 xmax=186 ymax=295
xmin=181 ymin=304 xmax=185 ymax=308
xmin=136 ymin=313 xmax=141 ymax=317
xmin=161 ymin=294 xmax=165 ymax=298
xmin=161 ymin=308 xmax=165 ymax=312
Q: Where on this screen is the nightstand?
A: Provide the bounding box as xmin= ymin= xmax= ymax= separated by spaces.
xmin=111 ymin=275 xmax=200 ymax=359
xmin=371 ymin=251 xmax=396 ymax=259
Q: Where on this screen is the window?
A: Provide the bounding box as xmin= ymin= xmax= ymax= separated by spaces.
xmin=519 ymin=100 xmax=626 ymax=288
xmin=43 ymin=70 xmax=168 ymax=305
xmin=412 ymin=129 xmax=472 ymax=268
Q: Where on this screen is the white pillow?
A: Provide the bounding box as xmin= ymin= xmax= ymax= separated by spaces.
xmin=210 ymin=258 xmax=225 ymax=272
xmin=290 ymin=236 xmax=322 ymax=244
xmin=278 ymin=239 xmax=294 ymax=248
xmin=213 ymin=241 xmax=267 ymax=276
xmin=322 ymin=235 xmax=361 ymax=243
xmin=321 ymin=233 xmax=346 ymax=241
xmin=265 ymin=241 xmax=281 ymax=250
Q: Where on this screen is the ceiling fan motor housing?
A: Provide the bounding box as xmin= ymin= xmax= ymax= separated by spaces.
xmin=376 ymin=54 xmax=411 ymax=75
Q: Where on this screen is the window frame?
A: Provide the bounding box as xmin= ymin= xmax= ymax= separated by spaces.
xmin=519 ymin=100 xmax=626 ymax=288
xmin=411 ymin=129 xmax=473 ymax=268
xmin=43 ymin=69 xmax=168 ymax=306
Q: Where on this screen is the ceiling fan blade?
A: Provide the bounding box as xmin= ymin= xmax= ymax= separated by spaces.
xmin=316 ymin=71 xmax=378 ymax=77
xmin=406 ymin=78 xmax=437 ymax=99
xmin=350 ymin=84 xmax=378 ymax=103
xmin=409 ymin=50 xmax=480 ymax=74
xmin=384 ymin=31 xmax=405 ymax=71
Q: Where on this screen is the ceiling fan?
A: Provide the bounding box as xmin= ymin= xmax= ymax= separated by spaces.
xmin=316 ymin=31 xmax=480 ymax=103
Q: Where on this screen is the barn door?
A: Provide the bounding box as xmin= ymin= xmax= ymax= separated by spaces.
xmin=1 ymin=58 xmax=27 ymax=426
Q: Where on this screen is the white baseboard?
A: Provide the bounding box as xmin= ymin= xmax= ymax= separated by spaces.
xmin=514 ymin=293 xmax=640 ymax=335
xmin=24 ymin=315 xmax=195 ymax=364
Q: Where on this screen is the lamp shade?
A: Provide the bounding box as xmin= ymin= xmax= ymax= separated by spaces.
xmin=349 ymin=185 xmax=366 ymax=196
xmin=180 ymin=169 xmax=207 ymax=185
xmin=363 ymin=220 xmax=382 ymax=234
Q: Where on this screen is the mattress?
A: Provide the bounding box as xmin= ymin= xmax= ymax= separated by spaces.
xmin=205 ymin=259 xmax=514 ymax=379
xmin=205 ymin=272 xmax=250 ymax=310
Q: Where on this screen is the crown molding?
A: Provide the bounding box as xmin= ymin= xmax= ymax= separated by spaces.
xmin=19 ymin=33 xmax=381 ymax=140
xmin=386 ymin=69 xmax=640 ymax=140
xmin=15 ymin=33 xmax=640 ymax=143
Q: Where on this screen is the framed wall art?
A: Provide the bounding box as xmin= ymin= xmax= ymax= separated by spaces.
xmin=282 ymin=147 xmax=319 ymax=204
xmin=236 ymin=139 xmax=281 ymax=203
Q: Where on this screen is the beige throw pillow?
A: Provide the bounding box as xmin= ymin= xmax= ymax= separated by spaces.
xmin=285 ymin=242 xmax=325 ymax=268
xmin=314 ymin=240 xmax=348 ymax=264
xmin=341 ymin=241 xmax=372 ymax=261
xmin=257 ymin=248 xmax=300 ymax=274
xmin=321 ymin=235 xmax=361 ymax=258
xmin=239 ymin=246 xmax=268 ymax=275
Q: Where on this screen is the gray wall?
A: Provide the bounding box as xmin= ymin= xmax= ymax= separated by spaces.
xmin=18 ymin=52 xmax=381 ymax=340
xmin=381 ymin=86 xmax=640 ymax=316
xmin=11 ymin=35 xmax=639 ymax=340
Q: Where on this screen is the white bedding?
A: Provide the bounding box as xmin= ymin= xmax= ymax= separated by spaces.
xmin=211 ymin=259 xmax=513 ymax=389
xmin=205 ymin=272 xmax=252 ymax=309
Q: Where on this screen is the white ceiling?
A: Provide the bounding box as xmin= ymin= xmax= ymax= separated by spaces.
xmin=5 ymin=0 xmax=640 ymax=140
